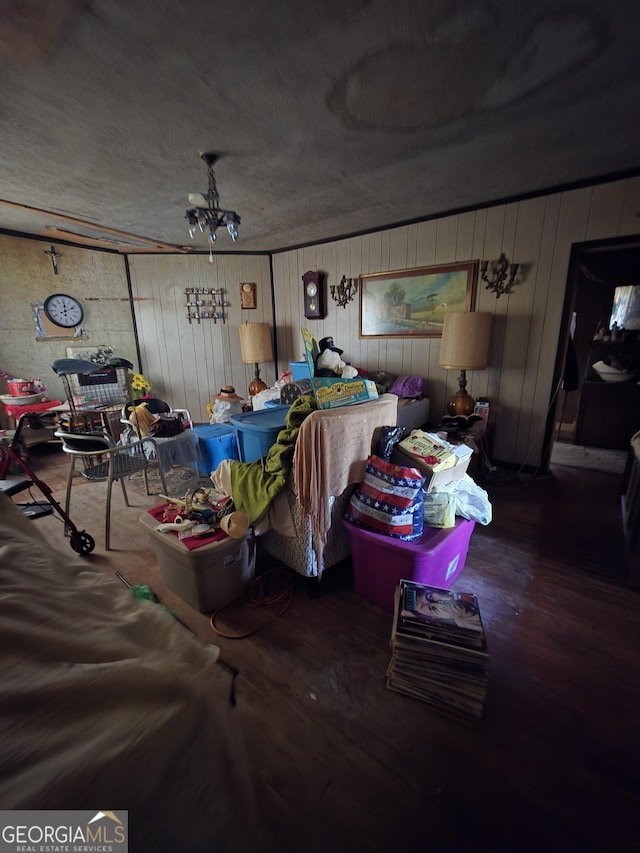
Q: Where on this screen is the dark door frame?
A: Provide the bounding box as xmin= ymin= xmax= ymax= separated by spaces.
xmin=541 ymin=232 xmax=640 ymax=473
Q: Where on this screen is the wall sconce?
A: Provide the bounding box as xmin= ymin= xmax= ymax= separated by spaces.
xmin=330 ymin=275 xmax=358 ymax=309
xmin=480 ymin=253 xmax=519 ymax=298
xmin=238 ymin=322 xmax=274 ymax=397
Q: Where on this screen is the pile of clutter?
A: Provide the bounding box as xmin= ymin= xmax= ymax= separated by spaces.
xmin=154 ymin=486 xmax=249 ymax=540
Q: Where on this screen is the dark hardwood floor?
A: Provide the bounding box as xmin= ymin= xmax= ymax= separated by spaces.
xmin=10 ymin=443 xmax=640 ymax=853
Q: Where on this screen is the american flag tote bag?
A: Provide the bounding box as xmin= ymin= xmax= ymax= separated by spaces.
xmin=345 ymin=455 xmax=425 ymax=540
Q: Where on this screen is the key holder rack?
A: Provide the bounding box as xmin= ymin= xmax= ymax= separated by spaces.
xmin=185 ymin=288 xmax=228 ymax=324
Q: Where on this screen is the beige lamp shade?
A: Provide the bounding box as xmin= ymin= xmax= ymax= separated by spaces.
xmin=238 ymin=322 xmax=273 ymax=364
xmin=439 ymin=312 xmax=492 ymax=370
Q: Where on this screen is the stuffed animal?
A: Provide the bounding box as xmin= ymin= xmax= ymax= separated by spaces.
xmin=341 ymin=363 xmax=359 ymax=379
xmin=128 ymin=402 xmax=156 ymax=436
xmin=317 ymin=348 xmax=358 ymax=379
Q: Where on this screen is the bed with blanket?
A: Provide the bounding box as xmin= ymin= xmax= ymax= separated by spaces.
xmin=0 ymin=494 xmax=256 ymax=851
xmin=214 ymin=393 xmax=420 ymax=578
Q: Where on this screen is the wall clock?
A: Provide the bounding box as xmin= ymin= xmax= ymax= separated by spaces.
xmin=240 ymin=282 xmax=257 ymax=309
xmin=302 ymin=270 xmax=325 ymax=319
xmin=43 ymin=293 xmax=84 ymax=328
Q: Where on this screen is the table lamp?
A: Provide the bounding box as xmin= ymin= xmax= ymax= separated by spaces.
xmin=238 ymin=322 xmax=273 ymax=396
xmin=439 ymin=312 xmax=492 ymax=416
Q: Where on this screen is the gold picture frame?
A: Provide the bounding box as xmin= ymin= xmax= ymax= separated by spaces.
xmin=359 ymin=261 xmax=478 ymax=338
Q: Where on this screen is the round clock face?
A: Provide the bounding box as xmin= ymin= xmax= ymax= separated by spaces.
xmin=306 ymin=282 xmax=317 ymax=297
xmin=44 ymin=293 xmax=84 ymax=328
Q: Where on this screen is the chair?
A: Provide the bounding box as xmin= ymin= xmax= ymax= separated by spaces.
xmin=121 ymin=398 xmax=198 ymax=476
xmin=55 ymin=430 xmax=168 ymax=551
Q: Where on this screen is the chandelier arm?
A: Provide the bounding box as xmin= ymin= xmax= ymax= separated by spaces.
xmin=208 ymin=165 xmax=221 ymax=209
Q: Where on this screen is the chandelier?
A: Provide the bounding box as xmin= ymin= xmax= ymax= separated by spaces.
xmin=185 ymin=152 xmax=241 ymax=244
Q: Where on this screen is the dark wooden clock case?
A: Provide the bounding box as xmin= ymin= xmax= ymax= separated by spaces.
xmin=302 ymin=271 xmax=326 ymax=320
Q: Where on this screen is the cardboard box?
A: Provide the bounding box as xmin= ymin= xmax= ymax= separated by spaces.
xmin=473 ymin=399 xmax=490 ymax=432
xmin=301 ymin=327 xmax=378 ymax=409
xmin=396 ymin=431 xmax=458 ymax=472
xmin=391 ymin=432 xmax=473 ymax=492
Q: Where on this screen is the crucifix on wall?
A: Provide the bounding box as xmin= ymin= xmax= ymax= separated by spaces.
xmin=44 ymin=245 xmax=61 ymax=274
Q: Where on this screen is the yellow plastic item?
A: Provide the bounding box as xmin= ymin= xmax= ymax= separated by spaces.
xmin=129 ymin=402 xmax=156 ymax=436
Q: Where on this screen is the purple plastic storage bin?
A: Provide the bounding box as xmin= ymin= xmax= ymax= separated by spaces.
xmin=343 ymin=516 xmax=476 ymax=612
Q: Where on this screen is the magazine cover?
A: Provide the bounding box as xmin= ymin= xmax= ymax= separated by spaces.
xmin=399 ymin=580 xmax=484 ymax=634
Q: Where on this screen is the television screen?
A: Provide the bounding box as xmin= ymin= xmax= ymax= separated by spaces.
xmin=610 ymin=284 xmax=640 ymax=331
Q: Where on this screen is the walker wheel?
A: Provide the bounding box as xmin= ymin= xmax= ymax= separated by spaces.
xmin=70 ymin=531 xmax=96 ymax=555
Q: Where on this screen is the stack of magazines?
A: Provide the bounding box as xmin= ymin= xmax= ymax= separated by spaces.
xmin=387 ymin=579 xmax=490 ymax=722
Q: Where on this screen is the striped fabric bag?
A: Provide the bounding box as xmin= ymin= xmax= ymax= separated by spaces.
xmin=345 ymin=454 xmax=425 ymax=540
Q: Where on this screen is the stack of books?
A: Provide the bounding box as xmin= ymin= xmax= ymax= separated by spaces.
xmin=386 ymin=579 xmax=490 ymax=723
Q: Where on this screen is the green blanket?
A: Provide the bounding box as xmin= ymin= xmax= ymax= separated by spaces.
xmin=229 ymin=395 xmax=317 ymax=524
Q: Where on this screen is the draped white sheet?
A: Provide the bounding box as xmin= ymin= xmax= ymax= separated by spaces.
xmin=0 ymin=495 xmax=256 ymax=852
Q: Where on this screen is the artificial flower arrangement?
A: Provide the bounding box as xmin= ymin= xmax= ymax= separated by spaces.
xmin=88 ymin=346 xmax=115 ymax=365
xmin=131 ymin=373 xmax=152 ymax=395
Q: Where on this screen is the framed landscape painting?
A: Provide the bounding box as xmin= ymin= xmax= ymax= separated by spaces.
xmin=359 ymin=261 xmax=478 ymax=338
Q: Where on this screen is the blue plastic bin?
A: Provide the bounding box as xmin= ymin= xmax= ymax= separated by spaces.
xmin=229 ymin=406 xmax=289 ymax=462
xmin=193 ymin=423 xmax=239 ymax=475
xmin=290 ymin=361 xmax=311 ymax=381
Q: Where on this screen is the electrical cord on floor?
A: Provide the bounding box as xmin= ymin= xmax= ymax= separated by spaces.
xmin=209 ymin=566 xmax=297 ymax=639
xmin=488 ymin=376 xmax=564 ymax=487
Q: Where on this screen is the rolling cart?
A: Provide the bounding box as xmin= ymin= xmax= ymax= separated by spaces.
xmin=53 ymin=359 xmax=132 ymax=439
xmin=0 ymin=411 xmax=95 ymax=555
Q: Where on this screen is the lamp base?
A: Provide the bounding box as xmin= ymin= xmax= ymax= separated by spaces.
xmin=446 ymin=390 xmax=476 ymax=417
xmin=248 ymin=364 xmax=267 ymax=397
xmin=447 ymin=369 xmax=476 ymax=416
xmin=248 ymin=377 xmax=267 ymax=396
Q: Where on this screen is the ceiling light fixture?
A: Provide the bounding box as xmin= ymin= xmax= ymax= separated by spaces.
xmin=185 ymin=151 xmax=241 ymax=246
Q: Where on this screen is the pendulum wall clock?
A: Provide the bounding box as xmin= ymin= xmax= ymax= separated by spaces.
xmin=302 ymin=270 xmax=326 ymax=319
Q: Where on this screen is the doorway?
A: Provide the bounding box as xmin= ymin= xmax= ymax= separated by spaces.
xmin=544 ymin=234 xmax=640 ymax=473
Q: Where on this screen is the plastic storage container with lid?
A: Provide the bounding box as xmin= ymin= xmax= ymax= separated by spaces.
xmin=289 ymin=361 xmax=311 ymax=381
xmin=228 ymin=405 xmax=289 ymax=462
xmin=139 ymin=511 xmax=255 ymax=612
xmin=343 ymin=516 xmax=476 ymax=613
xmin=192 ymin=423 xmax=239 ymax=475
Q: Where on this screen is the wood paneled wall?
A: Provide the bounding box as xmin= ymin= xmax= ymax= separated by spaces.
xmin=0 ymin=235 xmax=135 ymax=416
xmin=128 ymin=253 xmax=273 ymax=423
xmin=271 ymin=177 xmax=640 ymax=466
xmin=3 ymin=177 xmax=638 ymax=466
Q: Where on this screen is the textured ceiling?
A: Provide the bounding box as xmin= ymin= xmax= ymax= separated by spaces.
xmin=0 ymin=0 xmax=639 ymax=255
